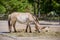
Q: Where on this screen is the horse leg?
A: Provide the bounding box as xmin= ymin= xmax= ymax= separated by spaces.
xmin=35 ymin=24 xmax=40 ymax=33
xmin=13 ymin=21 xmax=17 ymax=32
xmin=35 ymin=23 xmax=40 ymax=33
xmin=25 ymin=24 xmax=28 ymax=32
xmin=9 ymin=25 xmax=12 ymax=33
xmin=28 ymin=24 xmax=32 ymax=33
xmin=8 ymin=19 xmax=12 ymax=33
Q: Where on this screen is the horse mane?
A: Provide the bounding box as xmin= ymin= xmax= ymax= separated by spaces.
xmin=30 ymin=13 xmax=39 ymax=24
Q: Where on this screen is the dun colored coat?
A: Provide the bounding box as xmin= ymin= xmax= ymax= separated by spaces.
xmin=8 ymin=12 xmax=41 ymax=33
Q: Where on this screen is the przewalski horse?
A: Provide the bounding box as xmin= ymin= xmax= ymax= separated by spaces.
xmin=8 ymin=12 xmax=41 ymax=33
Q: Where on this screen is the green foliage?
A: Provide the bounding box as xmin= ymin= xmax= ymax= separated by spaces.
xmin=52 ymin=0 xmax=60 ymax=15
xmin=0 ymin=4 xmax=6 ymax=13
xmin=0 ymin=0 xmax=33 ymax=14
xmin=40 ymin=0 xmax=53 ymax=14
xmin=0 ymin=0 xmax=60 ymax=15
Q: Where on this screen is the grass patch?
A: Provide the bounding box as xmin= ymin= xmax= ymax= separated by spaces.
xmin=5 ymin=29 xmax=60 ymax=37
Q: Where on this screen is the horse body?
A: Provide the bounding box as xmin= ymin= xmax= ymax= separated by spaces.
xmin=8 ymin=12 xmax=40 ymax=33
xmin=17 ymin=13 xmax=31 ymax=24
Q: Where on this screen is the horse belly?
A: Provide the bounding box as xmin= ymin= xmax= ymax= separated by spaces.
xmin=17 ymin=15 xmax=28 ymax=24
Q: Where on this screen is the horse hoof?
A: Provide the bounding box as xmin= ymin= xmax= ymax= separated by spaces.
xmin=9 ymin=31 xmax=12 ymax=33
xmin=9 ymin=32 xmax=11 ymax=33
xmin=14 ymin=31 xmax=17 ymax=32
xmin=9 ymin=31 xmax=11 ymax=33
xmin=46 ymin=30 xmax=48 ymax=32
xmin=38 ymin=31 xmax=40 ymax=33
xmin=25 ymin=31 xmax=27 ymax=33
xmin=29 ymin=31 xmax=32 ymax=33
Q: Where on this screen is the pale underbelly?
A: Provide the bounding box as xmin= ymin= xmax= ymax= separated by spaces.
xmin=16 ymin=15 xmax=29 ymax=24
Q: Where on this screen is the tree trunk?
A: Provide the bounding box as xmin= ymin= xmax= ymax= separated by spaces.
xmin=37 ymin=0 xmax=40 ymax=18
xmin=33 ymin=0 xmax=36 ymax=16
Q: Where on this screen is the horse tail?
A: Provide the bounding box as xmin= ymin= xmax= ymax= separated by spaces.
xmin=8 ymin=15 xmax=11 ymax=27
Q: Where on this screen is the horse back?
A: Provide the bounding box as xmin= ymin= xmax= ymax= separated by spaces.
xmin=8 ymin=12 xmax=36 ymax=23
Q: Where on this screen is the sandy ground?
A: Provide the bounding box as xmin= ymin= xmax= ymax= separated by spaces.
xmin=0 ymin=20 xmax=60 ymax=40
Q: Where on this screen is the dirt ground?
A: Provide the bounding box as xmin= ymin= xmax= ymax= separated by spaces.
xmin=0 ymin=20 xmax=60 ymax=40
